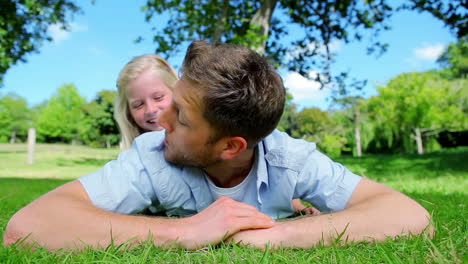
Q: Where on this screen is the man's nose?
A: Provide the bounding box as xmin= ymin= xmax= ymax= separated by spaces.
xmin=159 ymin=106 xmax=173 ymax=132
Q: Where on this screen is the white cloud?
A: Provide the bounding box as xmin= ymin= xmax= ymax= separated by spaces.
xmin=283 ymin=71 xmax=328 ymax=101
xmin=328 ymin=40 xmax=342 ymax=53
xmin=48 ymin=22 xmax=88 ymax=43
xmin=413 ymin=43 xmax=446 ymax=61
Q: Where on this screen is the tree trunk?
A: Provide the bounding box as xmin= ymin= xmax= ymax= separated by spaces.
xmin=106 ymin=136 xmax=111 ymax=149
xmin=414 ymin=127 xmax=424 ymax=155
xmin=9 ymin=129 xmax=16 ymax=144
xmin=27 ymin=128 xmax=36 ymax=165
xmin=354 ymin=107 xmax=362 ymax=157
xmin=213 ymin=0 xmax=230 ymax=42
xmin=250 ymin=0 xmax=278 ymax=54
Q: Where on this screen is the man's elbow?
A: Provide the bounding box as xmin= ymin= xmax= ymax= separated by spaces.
xmin=4 ymin=218 xmax=22 ymax=247
xmin=410 ymin=203 xmax=434 ymax=238
xmin=3 ymin=212 xmax=31 ymax=247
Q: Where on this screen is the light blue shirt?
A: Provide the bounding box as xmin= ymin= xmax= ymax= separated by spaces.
xmin=79 ymin=130 xmax=362 ymax=219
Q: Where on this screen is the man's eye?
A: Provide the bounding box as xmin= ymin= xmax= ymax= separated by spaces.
xmin=177 ymin=114 xmax=188 ymax=126
xmin=177 ymin=118 xmax=187 ymax=126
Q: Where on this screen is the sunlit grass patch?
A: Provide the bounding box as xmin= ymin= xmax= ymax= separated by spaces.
xmin=0 ymin=143 xmax=120 ymax=179
xmin=0 ymin=144 xmax=466 ymax=263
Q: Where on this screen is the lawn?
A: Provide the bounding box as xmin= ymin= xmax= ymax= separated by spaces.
xmin=0 ymin=144 xmax=466 ymax=263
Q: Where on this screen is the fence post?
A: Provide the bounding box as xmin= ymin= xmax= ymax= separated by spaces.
xmin=27 ymin=128 xmax=36 ymax=165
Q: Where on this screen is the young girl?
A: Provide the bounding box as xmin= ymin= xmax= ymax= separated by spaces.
xmin=114 ymin=54 xmax=319 ymax=215
xmin=115 ymin=54 xmax=178 ymax=150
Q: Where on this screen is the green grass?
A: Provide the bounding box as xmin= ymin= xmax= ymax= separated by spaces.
xmin=0 ymin=144 xmax=467 ymax=263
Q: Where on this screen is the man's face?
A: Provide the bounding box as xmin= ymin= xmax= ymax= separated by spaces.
xmin=159 ymin=79 xmax=223 ymax=168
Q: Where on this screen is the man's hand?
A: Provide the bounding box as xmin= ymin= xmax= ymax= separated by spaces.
xmin=174 ymin=196 xmax=275 ymax=249
xmin=228 ymin=221 xmax=296 ymax=249
xmin=4 ymin=184 xmax=273 ymax=251
xmin=300 ymin=206 xmax=321 ymax=215
xmin=292 ymin=199 xmax=321 ymax=215
xmin=229 ymin=178 xmax=432 ymax=249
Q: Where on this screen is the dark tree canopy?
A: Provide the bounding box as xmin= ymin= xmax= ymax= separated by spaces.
xmin=81 ymin=90 xmax=120 ymax=147
xmin=437 ymin=36 xmax=468 ymax=79
xmin=142 ymin=0 xmax=393 ymax=92
xmin=141 ymin=0 xmax=467 ymax=95
xmin=401 ymin=0 xmax=467 ymax=39
xmin=0 ymin=0 xmax=81 ymax=85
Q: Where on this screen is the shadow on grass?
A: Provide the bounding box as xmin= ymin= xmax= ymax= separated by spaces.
xmin=55 ymin=158 xmax=112 ymax=167
xmin=1 ymin=178 xmax=72 ymax=243
xmin=337 ymin=147 xmax=468 ymax=180
xmin=0 ymin=178 xmax=71 ymax=215
xmin=0 ymin=150 xmax=26 ymax=154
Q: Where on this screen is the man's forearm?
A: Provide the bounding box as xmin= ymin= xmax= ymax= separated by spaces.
xmin=3 ymin=181 xmax=183 ymax=250
xmin=4 ymin=182 xmax=274 ymax=251
xmin=284 ymin=192 xmax=430 ymax=247
xmin=231 ymin=179 xmax=432 ymax=248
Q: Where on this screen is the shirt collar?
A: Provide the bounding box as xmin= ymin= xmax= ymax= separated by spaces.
xmin=182 ymin=167 xmax=212 ymax=211
xmin=254 ymin=140 xmax=269 ymax=205
xmin=181 ymin=140 xmax=270 ymax=209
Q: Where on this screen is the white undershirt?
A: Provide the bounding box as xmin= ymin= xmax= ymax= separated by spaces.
xmin=204 ymin=167 xmax=256 ymax=202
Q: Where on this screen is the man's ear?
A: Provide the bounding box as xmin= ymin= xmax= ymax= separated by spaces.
xmin=220 ymin=136 xmax=248 ymax=160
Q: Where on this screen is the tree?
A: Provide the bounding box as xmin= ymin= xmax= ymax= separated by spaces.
xmin=81 ymin=90 xmax=120 ymax=148
xmin=332 ymin=96 xmax=374 ymax=157
xmin=333 ymin=97 xmax=362 ymax=157
xmin=367 ymin=71 xmax=467 ymax=154
xmin=295 ymin=108 xmax=333 ymax=140
xmin=277 ymin=91 xmax=299 ymax=135
xmin=293 ymin=107 xmax=346 ymax=157
xmin=401 ymin=0 xmax=467 ymax=39
xmin=0 ymin=0 xmax=81 ymax=85
xmin=142 ymin=0 xmax=392 ymax=92
xmin=0 ymin=93 xmax=31 ymax=143
xmin=141 ymin=0 xmax=466 ymax=95
xmin=437 ymin=36 xmax=468 ymax=79
xmin=36 ymin=84 xmax=86 ymax=143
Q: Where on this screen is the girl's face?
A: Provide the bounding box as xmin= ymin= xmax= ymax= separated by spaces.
xmin=127 ymin=69 xmax=173 ymax=132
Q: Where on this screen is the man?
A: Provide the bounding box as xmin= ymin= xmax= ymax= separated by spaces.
xmin=4 ymin=40 xmax=431 ymax=251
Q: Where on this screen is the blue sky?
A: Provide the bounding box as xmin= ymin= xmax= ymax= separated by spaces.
xmin=1 ymin=0 xmax=457 ymax=110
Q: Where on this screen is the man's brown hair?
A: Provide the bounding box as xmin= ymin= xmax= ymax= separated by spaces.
xmin=181 ymin=40 xmax=285 ymax=148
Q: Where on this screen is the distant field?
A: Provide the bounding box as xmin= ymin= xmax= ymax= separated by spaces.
xmin=0 ymin=144 xmax=466 ymax=263
xmin=0 ymin=143 xmax=120 ymax=179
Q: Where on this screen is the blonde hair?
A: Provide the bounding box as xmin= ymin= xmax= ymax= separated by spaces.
xmin=115 ymin=54 xmax=178 ymax=150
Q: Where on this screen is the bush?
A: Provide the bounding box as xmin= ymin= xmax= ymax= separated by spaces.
xmin=318 ymin=134 xmax=347 ymax=158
